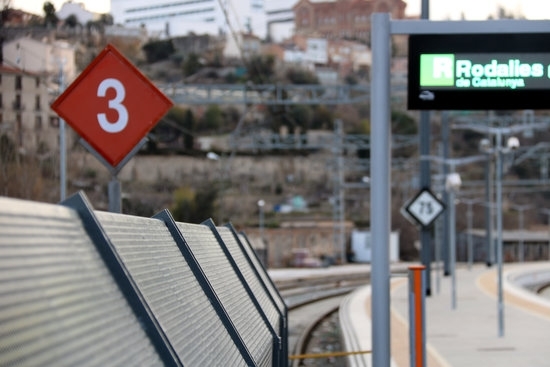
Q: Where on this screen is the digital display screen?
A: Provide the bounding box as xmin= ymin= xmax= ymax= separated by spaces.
xmin=408 ymin=33 xmax=550 ymax=110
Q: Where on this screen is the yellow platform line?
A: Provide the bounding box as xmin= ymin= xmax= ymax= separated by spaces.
xmin=288 ymin=350 xmax=371 ymax=360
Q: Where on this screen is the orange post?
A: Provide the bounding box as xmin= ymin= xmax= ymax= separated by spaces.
xmin=408 ymin=265 xmax=426 ymax=367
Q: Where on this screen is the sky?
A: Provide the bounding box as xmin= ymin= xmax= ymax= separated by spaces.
xmin=11 ymin=0 xmax=110 ymax=15
xmin=9 ymin=0 xmax=550 ymax=20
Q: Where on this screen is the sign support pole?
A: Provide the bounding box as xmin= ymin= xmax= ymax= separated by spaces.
xmin=370 ymin=13 xmax=391 ymax=367
xmin=79 ymin=137 xmax=148 ymax=213
xmin=58 ymin=62 xmax=67 ymax=201
xmin=108 ymin=178 xmax=121 ymax=213
xmin=419 ymin=0 xmax=432 ymax=297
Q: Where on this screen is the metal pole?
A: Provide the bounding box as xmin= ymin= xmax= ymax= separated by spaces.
xmin=442 ymin=112 xmax=451 ymax=276
xmin=370 ymin=12 xmax=391 ymax=367
xmin=485 ymin=157 xmax=493 ymax=266
xmin=419 ymin=0 xmax=432 ymax=295
xmin=59 ymin=62 xmax=66 ymax=200
xmin=258 ymin=199 xmax=266 ymax=266
xmin=336 ymin=120 xmax=346 ymax=264
xmin=258 ymin=199 xmax=265 ymax=242
xmin=495 ymin=132 xmax=504 ymax=337
xmin=60 ymin=120 xmax=66 ymax=200
xmin=467 ymin=201 xmax=474 ymax=270
xmin=519 ymin=209 xmax=524 ymax=262
xmin=460 ymin=198 xmax=483 ymax=269
xmin=513 ymin=205 xmax=531 ymax=262
xmin=435 ymin=215 xmax=441 ymax=294
xmin=108 ymin=176 xmax=122 ymax=213
xmin=260 ymin=206 xmax=264 ymax=243
xmin=449 ymin=185 xmax=457 ymax=310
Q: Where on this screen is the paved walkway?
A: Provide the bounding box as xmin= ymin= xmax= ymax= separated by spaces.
xmin=270 ymin=262 xmax=550 ymax=366
xmin=389 ymin=262 xmax=550 ymax=367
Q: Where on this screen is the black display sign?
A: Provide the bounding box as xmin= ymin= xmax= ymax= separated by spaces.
xmin=408 ymin=33 xmax=550 ymax=110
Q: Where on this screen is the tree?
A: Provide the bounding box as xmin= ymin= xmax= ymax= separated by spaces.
xmin=142 ymin=39 xmax=175 ymax=63
xmin=199 ymin=105 xmax=224 ymax=132
xmin=246 ymin=54 xmax=275 ymax=84
xmin=163 ymin=106 xmax=196 ymax=150
xmin=63 ymin=13 xmax=80 ymax=34
xmin=285 ymin=67 xmax=319 ymax=85
xmin=170 ymin=186 xmax=218 ymax=223
xmin=310 ymin=106 xmax=334 ymax=130
xmin=182 ymin=109 xmax=195 ymax=150
xmin=391 ymin=110 xmax=417 ymax=135
xmin=182 ymin=53 xmax=202 ymax=77
xmin=43 ymin=1 xmax=58 ymax=28
xmin=86 ymin=14 xmax=113 ymax=37
xmin=64 ymin=14 xmax=78 ymax=28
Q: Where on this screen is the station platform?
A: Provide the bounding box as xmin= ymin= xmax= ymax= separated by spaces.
xmin=355 ymin=262 xmax=550 ymax=367
xmin=270 ymin=262 xmax=550 ymax=366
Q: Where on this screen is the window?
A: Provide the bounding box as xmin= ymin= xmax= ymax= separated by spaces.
xmin=15 ymin=75 xmax=22 ymax=90
xmin=50 ymin=116 xmax=60 ymax=128
xmin=16 ymin=114 xmax=22 ymax=146
xmin=14 ymin=95 xmax=22 ymax=110
xmin=35 ymin=116 xmax=43 ymax=130
xmin=35 ymin=77 xmax=40 ymax=88
xmin=35 ymin=95 xmax=41 ymax=111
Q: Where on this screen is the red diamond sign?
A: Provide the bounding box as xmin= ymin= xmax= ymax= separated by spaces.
xmin=51 ymin=44 xmax=173 ymax=166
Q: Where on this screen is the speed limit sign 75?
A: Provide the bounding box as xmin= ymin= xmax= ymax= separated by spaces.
xmin=405 ymin=188 xmax=445 ymax=228
xmin=52 ymin=44 xmax=173 ymax=167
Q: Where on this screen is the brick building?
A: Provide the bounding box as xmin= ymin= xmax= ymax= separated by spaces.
xmin=293 ymin=0 xmax=407 ymax=42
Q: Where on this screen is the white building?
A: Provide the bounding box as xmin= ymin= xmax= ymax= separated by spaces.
xmin=0 ymin=65 xmax=62 ymax=154
xmin=110 ymin=0 xmax=268 ymax=39
xmin=351 ymin=230 xmax=400 ymax=263
xmin=2 ymin=37 xmax=77 ymax=154
xmin=3 ymin=37 xmax=77 ymax=84
xmin=265 ymin=0 xmax=296 ymax=42
xmin=305 ymin=38 xmax=327 ymax=64
xmin=224 ymin=32 xmax=262 ymax=60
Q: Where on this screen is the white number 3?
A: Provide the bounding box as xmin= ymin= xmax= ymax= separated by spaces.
xmin=97 ymin=78 xmax=129 ymax=133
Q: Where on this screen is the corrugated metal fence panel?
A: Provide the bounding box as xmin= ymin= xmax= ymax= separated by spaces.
xmin=175 ymin=222 xmax=273 ymax=367
xmin=0 ymin=197 xmax=163 ymax=367
xmin=237 ymin=232 xmax=286 ymax=314
xmin=216 ymin=226 xmax=281 ymax=332
xmin=235 ymin=231 xmax=288 ymax=366
xmin=94 ymin=211 xmax=248 ymax=367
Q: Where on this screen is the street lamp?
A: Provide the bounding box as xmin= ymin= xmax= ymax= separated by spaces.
xmin=421 ymin=155 xmax=486 ymax=310
xmin=207 ymin=151 xmax=223 ymax=223
xmin=453 ymin=120 xmax=545 ymax=337
xmin=446 ymin=172 xmax=461 ymax=310
xmin=479 ymin=133 xmax=520 ymax=338
xmin=257 ymin=199 xmax=266 ymax=267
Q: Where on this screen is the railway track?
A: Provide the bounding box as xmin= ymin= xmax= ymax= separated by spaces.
xmin=273 ymin=272 xmax=370 ymax=367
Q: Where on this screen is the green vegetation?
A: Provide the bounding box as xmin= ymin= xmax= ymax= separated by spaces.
xmin=42 ymin=1 xmax=58 ymax=28
xmin=142 ymin=40 xmax=175 ymax=63
xmin=171 ymin=186 xmax=218 ymax=223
